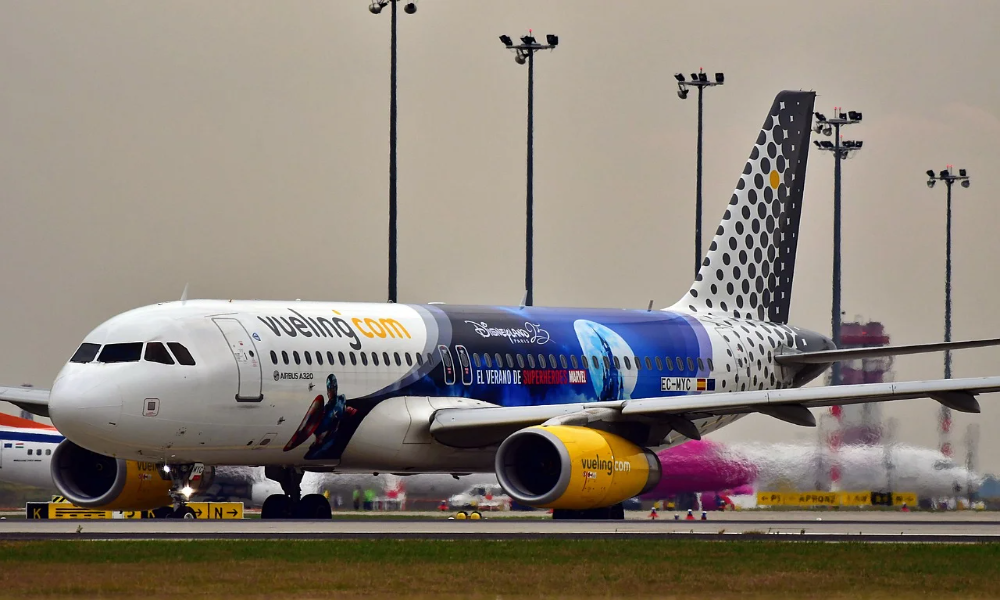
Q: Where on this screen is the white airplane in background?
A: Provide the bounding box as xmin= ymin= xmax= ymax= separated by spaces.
xmin=0 ymin=413 xmax=61 ymax=490
xmin=5 ymin=90 xmax=1000 ymax=520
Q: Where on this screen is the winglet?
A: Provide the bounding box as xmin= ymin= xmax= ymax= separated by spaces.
xmin=180 ymin=283 xmax=189 ymax=305
xmin=519 ymin=289 xmax=528 ymax=310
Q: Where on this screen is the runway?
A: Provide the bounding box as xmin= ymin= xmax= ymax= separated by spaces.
xmin=4 ymin=511 xmax=1000 ymax=542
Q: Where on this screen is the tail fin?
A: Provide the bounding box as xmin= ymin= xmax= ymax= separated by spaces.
xmin=675 ymin=90 xmax=815 ymax=324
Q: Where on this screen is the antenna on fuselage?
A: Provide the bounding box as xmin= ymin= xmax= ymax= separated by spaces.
xmin=519 ymin=289 xmax=528 ymax=310
xmin=180 ymin=283 xmax=189 ymax=305
xmin=647 ymin=300 xmax=654 ymax=312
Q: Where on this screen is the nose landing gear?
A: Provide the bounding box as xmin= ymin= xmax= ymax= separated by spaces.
xmin=261 ymin=466 xmax=331 ymax=520
xmin=163 ymin=463 xmax=213 ymax=519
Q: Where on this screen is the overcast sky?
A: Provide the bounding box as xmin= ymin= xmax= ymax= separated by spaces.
xmin=2 ymin=1 xmax=999 ymax=470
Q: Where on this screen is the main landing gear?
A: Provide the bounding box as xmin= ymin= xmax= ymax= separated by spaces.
xmin=261 ymin=466 xmax=332 ymax=520
xmin=551 ymin=503 xmax=626 ymax=520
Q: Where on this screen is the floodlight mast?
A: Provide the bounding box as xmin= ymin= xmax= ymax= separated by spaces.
xmin=811 ymin=107 xmax=863 ymax=386
xmin=499 ymin=32 xmax=558 ymax=307
xmin=675 ymin=68 xmax=725 ymax=276
xmin=369 ymin=0 xmax=418 ymax=303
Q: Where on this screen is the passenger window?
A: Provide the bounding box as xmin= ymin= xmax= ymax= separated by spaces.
xmin=645 ymin=357 xmax=653 ymax=370
xmin=624 ymin=356 xmax=632 ymax=370
xmin=405 ymin=353 xmax=413 ymax=367
xmin=304 ymin=352 xmax=313 ymax=366
xmin=350 ymin=352 xmax=358 ymax=366
xmin=270 ymin=350 xmax=278 ymax=365
xmin=98 ymin=342 xmax=143 ymax=363
xmin=484 ymin=353 xmax=493 ymax=368
xmin=506 ymin=353 xmax=514 ymax=368
xmin=70 ymin=343 xmax=101 ymax=364
xmin=592 ymin=356 xmax=600 ymax=370
xmin=635 ymin=356 xmax=643 ymax=370
xmin=316 ymin=351 xmax=323 ymax=366
xmin=517 ymin=354 xmax=525 ymax=368
xmin=559 ymin=355 xmax=568 ymax=369
xmin=372 ymin=352 xmax=379 ymax=366
xmin=527 ymin=354 xmax=536 ymax=368
xmin=603 ymin=356 xmax=610 ymax=370
xmin=687 ymin=357 xmax=696 ymax=371
xmin=570 ymin=355 xmax=579 ymax=369
xmin=697 ymin=358 xmax=705 ymax=371
xmin=361 ymin=353 xmax=368 ymax=366
xmin=328 ymin=351 xmax=336 ymax=365
xmin=613 ymin=356 xmax=621 ymax=369
xmin=655 ymin=357 xmax=663 ymax=370
xmin=383 ymin=352 xmax=390 ymax=366
xmin=538 ymin=354 xmax=547 ymax=369
xmin=707 ymin=358 xmax=715 ymax=371
xmin=167 ymin=343 xmax=196 ymax=366
xmin=27 ymin=449 xmax=32 ymax=456
xmin=46 ymin=449 xmax=51 ymax=456
xmin=338 ymin=351 xmax=346 ymax=366
xmin=144 ymin=342 xmax=175 ymax=365
xmin=394 ymin=352 xmax=402 ymax=367
xmin=495 ymin=353 xmax=504 ymax=368
xmin=416 ymin=353 xmax=423 ymax=366
xmin=676 ymin=357 xmax=684 ymax=371
xmin=665 ymin=357 xmax=674 ymax=371
xmin=473 ymin=353 xmax=481 ymax=368
xmin=282 ymin=351 xmax=289 ymax=365
xmin=293 ymin=351 xmax=301 ymax=365
xmin=458 ymin=350 xmax=470 ymax=368
xmin=548 ymin=354 xmax=557 ymax=368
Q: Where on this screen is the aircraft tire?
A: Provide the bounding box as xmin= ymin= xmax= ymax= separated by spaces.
xmin=296 ymin=494 xmax=332 ymax=520
xmin=171 ymin=506 xmax=197 ymax=520
xmin=261 ymin=494 xmax=292 ymax=519
xmin=552 ymin=504 xmax=625 ymax=520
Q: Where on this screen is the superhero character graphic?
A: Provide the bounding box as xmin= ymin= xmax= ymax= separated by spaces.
xmin=283 ymin=373 xmax=357 ymax=460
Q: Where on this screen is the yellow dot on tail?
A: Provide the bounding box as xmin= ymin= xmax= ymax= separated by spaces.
xmin=769 ymin=170 xmax=780 ymax=189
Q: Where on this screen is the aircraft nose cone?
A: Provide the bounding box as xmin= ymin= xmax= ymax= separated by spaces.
xmin=49 ymin=372 xmax=123 ymax=450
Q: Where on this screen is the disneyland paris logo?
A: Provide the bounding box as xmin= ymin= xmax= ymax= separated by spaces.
xmin=465 ymin=321 xmax=550 ymax=345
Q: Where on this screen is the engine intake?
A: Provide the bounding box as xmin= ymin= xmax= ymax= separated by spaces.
xmin=51 ymin=440 xmax=179 ymax=510
xmin=495 ymin=425 xmax=660 ymax=510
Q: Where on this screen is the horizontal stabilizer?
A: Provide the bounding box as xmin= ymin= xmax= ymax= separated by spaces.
xmin=775 ymin=338 xmax=1000 ymax=365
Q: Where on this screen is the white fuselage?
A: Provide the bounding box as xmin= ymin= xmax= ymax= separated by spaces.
xmin=0 ymin=421 xmax=61 ymax=490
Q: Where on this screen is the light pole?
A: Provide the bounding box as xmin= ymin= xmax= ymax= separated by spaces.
xmin=925 ymin=166 xmax=970 ymax=379
xmin=812 ymin=108 xmax=863 ymax=386
xmin=499 ymin=32 xmax=558 ymax=307
xmin=369 ymin=0 xmax=417 ymax=304
xmin=674 ymin=68 xmax=724 ymax=276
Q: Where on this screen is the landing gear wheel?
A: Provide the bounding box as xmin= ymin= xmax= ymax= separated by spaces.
xmin=151 ymin=507 xmax=174 ymax=519
xmin=261 ymin=494 xmax=293 ymax=519
xmin=296 ymin=494 xmax=332 ymax=519
xmin=552 ymin=503 xmax=625 ymax=521
xmin=171 ymin=506 xmax=197 ymax=519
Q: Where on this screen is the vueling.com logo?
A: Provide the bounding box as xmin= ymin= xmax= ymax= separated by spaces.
xmin=256 ymin=309 xmax=410 ymax=350
xmin=580 ymin=456 xmax=631 ymax=476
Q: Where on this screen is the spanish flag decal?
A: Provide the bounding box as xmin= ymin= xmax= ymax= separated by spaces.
xmin=696 ymin=379 xmax=716 ymax=391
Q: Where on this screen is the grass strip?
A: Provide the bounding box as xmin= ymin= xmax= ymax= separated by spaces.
xmin=1 ymin=539 xmax=998 ymax=599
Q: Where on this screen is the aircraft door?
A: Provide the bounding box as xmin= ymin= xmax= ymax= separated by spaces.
xmin=455 ymin=345 xmax=473 ymax=385
xmin=213 ymin=318 xmax=264 ymax=402
xmin=438 ymin=345 xmax=456 ymax=385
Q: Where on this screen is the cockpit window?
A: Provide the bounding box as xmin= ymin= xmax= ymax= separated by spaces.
xmin=144 ymin=342 xmax=175 ymax=365
xmin=167 ymin=343 xmax=196 ymax=366
xmin=70 ymin=343 xmax=101 ymax=363
xmin=98 ymin=343 xmax=143 ymax=363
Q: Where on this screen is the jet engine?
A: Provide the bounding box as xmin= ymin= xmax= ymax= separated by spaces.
xmin=495 ymin=425 xmax=660 ymax=510
xmin=50 ymin=440 xmax=184 ymax=510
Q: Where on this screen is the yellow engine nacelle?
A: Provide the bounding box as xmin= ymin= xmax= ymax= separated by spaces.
xmin=495 ymin=425 xmax=660 ymax=510
xmin=51 ymin=440 xmax=180 ymax=510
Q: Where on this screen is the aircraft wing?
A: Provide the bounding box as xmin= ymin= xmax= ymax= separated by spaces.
xmin=429 ymin=376 xmax=1000 ymax=447
xmin=0 ymin=386 xmax=51 ymax=418
xmin=775 ymin=337 xmax=1000 ymax=365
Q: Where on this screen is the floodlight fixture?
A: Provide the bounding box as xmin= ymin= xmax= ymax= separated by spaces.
xmin=521 ymin=35 xmax=536 ymax=45
xmin=677 ymin=88 xmax=689 ymax=100
xmin=814 ymin=140 xmax=822 ymax=148
xmin=941 ymin=169 xmax=950 ymax=178
xmin=959 ymin=168 xmax=967 ymax=177
xmin=927 ymin=179 xmax=936 ymax=188
xmin=674 ymin=73 xmax=685 ymax=82
xmin=698 ymin=72 xmax=708 ymax=82
xmin=690 ymin=72 xmax=699 ymax=81
xmin=500 ymin=35 xmax=513 ymax=46
xmin=927 ymin=169 xmax=936 ymax=178
xmin=815 ymin=112 xmax=827 ymax=122
xmin=546 ymin=34 xmax=559 ymax=46
xmin=961 ymin=179 xmax=970 ymax=188
xmin=403 ymin=2 xmax=416 ymax=14
xmin=715 ymin=72 xmax=724 ymax=83
xmin=369 ymin=1 xmax=383 ymax=14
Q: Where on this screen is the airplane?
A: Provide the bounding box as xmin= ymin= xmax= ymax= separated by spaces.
xmin=5 ymin=90 xmax=1000 ymax=520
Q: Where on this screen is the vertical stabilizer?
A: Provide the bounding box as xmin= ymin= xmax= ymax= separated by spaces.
xmin=674 ymin=91 xmax=815 ymax=323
